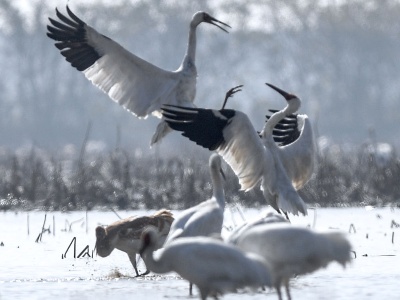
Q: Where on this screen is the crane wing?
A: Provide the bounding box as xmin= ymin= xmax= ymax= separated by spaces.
xmin=162 ymin=105 xmax=270 ymax=191
xmin=263 ymin=112 xmax=315 ymax=190
xmin=265 ymin=109 xmax=299 ymax=146
xmin=277 ymin=115 xmax=316 ymax=190
xmin=47 ymin=6 xmax=180 ymax=118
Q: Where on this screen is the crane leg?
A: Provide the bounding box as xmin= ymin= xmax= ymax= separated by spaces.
xmin=221 ymin=85 xmax=243 ymax=109
xmin=284 ymin=278 xmax=292 ymax=300
xmin=128 ymin=253 xmax=140 ymax=277
xmin=275 ymin=284 xmax=283 ymax=300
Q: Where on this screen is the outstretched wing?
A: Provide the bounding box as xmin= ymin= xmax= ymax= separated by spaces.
xmin=278 ymin=114 xmax=316 ymax=189
xmin=162 ymin=105 xmax=270 ymax=191
xmin=47 ymin=6 xmax=181 ymax=118
xmin=264 ymin=110 xmax=315 ymax=190
xmin=265 ymin=109 xmax=299 ymax=146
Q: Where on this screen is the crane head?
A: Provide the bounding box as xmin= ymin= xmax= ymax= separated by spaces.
xmin=265 ymin=83 xmax=298 ymax=101
xmin=95 ymin=226 xmax=113 ymax=257
xmin=192 ymin=12 xmax=231 ymax=33
xmin=266 ymin=83 xmax=301 ymax=114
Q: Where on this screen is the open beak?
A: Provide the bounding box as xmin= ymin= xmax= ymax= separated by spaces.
xmin=265 ymin=83 xmax=295 ymax=101
xmin=205 ymin=14 xmax=231 ymax=33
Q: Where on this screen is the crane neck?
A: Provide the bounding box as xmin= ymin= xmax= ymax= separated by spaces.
xmin=263 ymin=98 xmax=300 ymax=137
xmin=141 ymin=242 xmax=171 ymax=274
xmin=181 ymin=24 xmax=198 ymax=70
xmin=211 ymin=167 xmax=225 ymax=209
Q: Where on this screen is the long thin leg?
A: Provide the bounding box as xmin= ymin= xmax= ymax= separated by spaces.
xmin=284 ymin=278 xmax=292 ymax=300
xmin=199 ymin=288 xmax=208 ymax=300
xmin=136 ymin=254 xmax=151 ymax=276
xmin=275 ymin=284 xmax=283 ymax=300
xmin=128 ymin=253 xmax=140 ymax=277
xmin=221 ymin=85 xmax=243 ymax=109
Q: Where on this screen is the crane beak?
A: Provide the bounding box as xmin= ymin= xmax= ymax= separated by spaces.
xmin=265 ymin=83 xmax=296 ymax=101
xmin=204 ymin=14 xmax=231 ymax=33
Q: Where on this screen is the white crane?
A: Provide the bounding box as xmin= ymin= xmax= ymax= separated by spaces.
xmin=46 ymin=6 xmax=230 ymax=145
xmin=161 ymin=84 xmax=311 ymax=217
xmin=233 ymin=223 xmax=352 ymax=300
xmin=139 ymin=228 xmax=272 ymax=300
xmin=95 ymin=209 xmax=174 ymax=276
xmin=164 ymin=153 xmax=226 ymax=245
xmin=229 ymin=86 xmax=314 ymax=196
xmin=262 ymin=84 xmax=315 ymax=191
xmin=162 ymin=153 xmax=226 ymax=295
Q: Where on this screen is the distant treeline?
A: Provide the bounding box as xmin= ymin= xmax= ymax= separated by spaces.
xmin=1 ymin=141 xmax=399 ymax=211
xmin=2 ymin=1 xmax=400 ymax=149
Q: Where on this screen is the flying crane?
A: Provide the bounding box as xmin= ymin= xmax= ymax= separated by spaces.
xmin=47 ymin=6 xmax=230 ymax=145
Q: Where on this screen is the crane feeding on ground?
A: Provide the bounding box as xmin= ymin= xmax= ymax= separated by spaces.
xmin=140 ymin=228 xmax=272 ymax=300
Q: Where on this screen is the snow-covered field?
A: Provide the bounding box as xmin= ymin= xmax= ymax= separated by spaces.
xmin=1 ymin=206 xmax=399 ymax=300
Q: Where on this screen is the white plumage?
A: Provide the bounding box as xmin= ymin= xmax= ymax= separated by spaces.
xmin=162 ymin=83 xmax=314 ymax=217
xmin=140 ymin=228 xmax=272 ymax=300
xmin=262 ymin=84 xmax=316 ymax=191
xmin=164 ymin=153 xmax=225 ymax=244
xmin=47 ymin=6 xmax=230 ymax=145
xmin=162 ymin=153 xmax=226 ymax=295
xmin=226 ymin=209 xmax=288 ymax=245
xmin=233 ymin=223 xmax=352 ymax=300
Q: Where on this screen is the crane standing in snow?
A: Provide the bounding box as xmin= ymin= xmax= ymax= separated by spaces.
xmin=162 ymin=153 xmax=226 ymax=295
xmin=233 ymin=223 xmax=352 ymax=300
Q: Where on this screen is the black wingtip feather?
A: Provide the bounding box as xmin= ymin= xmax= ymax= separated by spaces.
xmin=162 ymin=106 xmax=233 ymax=151
xmin=66 ymin=5 xmax=85 ymax=26
xmin=47 ymin=6 xmax=101 ymax=72
xmin=55 ymin=7 xmax=80 ymax=28
xmin=265 ymin=108 xmax=300 ymax=146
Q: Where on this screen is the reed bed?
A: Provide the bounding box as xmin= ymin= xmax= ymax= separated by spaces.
xmin=0 ymin=142 xmax=399 ymax=211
